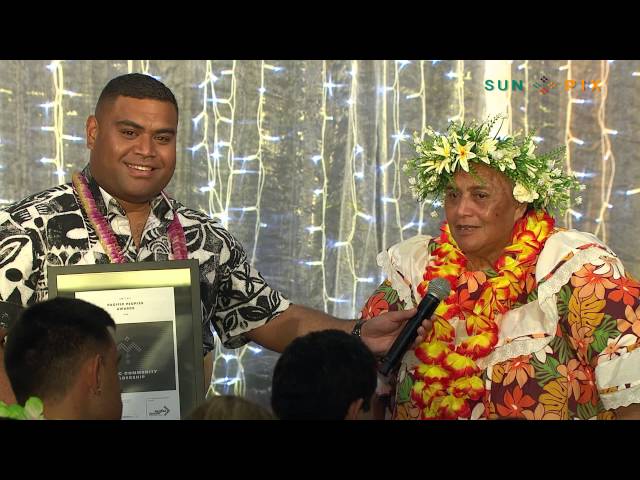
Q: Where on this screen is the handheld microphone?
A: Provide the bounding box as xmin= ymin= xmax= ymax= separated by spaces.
xmin=378 ymin=277 xmax=451 ymax=376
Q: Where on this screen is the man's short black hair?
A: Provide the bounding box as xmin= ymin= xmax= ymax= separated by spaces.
xmin=95 ymin=73 xmax=178 ymax=119
xmin=271 ymin=329 xmax=377 ymax=420
xmin=4 ymin=298 xmax=116 ymax=404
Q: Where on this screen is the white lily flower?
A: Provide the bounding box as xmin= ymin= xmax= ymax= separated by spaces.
xmin=479 ymin=138 xmax=497 ymax=156
xmin=454 ymin=141 xmax=476 ymax=172
xmin=477 ymin=138 xmax=497 ymax=165
xmin=433 ymin=136 xmax=452 ymax=159
xmin=436 ymin=157 xmax=452 ymax=175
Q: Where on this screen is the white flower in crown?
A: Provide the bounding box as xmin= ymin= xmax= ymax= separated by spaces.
xmin=477 ymin=138 xmax=497 ymax=164
xmin=452 ymin=139 xmax=476 ymax=172
xmin=420 ymin=155 xmax=454 ymax=176
xmin=491 ymin=149 xmax=505 ymax=161
xmin=537 ymin=172 xmax=550 ymax=186
xmin=492 ymin=149 xmax=517 ymax=172
xmin=433 ymin=135 xmax=452 ymax=160
xmin=526 ymin=139 xmax=536 ymax=156
xmin=513 ymin=182 xmax=540 ymax=204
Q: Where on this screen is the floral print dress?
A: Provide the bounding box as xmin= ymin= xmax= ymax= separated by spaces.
xmin=361 ymin=230 xmax=640 ymax=420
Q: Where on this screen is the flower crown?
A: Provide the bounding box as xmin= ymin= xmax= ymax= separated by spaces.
xmin=403 ymin=115 xmax=584 ymax=215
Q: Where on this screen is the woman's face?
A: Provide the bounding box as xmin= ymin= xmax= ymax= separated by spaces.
xmin=444 ymin=163 xmax=527 ymax=266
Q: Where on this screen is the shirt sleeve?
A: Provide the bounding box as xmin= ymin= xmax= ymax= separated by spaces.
xmin=360 ymin=279 xmax=407 ymax=320
xmin=559 ymin=252 xmax=640 ymax=410
xmin=360 ymin=280 xmax=416 ymax=419
xmin=0 ymin=211 xmax=41 ymax=311
xmin=209 ymin=226 xmax=290 ymax=349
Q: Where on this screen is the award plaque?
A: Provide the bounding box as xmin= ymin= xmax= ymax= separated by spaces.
xmin=47 ymin=260 xmax=204 ymax=420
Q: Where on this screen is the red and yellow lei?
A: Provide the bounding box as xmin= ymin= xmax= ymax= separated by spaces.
xmin=410 ymin=209 xmax=555 ymax=419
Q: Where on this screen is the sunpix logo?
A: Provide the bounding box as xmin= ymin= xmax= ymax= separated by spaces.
xmin=531 ymin=74 xmax=558 ymax=95
xmin=485 ymin=73 xmax=604 ymax=95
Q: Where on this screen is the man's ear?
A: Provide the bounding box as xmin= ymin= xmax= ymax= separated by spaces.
xmin=345 ymin=398 xmax=364 ymax=420
xmin=86 ymin=115 xmax=98 ymax=150
xmin=84 ymin=353 xmax=104 ymax=396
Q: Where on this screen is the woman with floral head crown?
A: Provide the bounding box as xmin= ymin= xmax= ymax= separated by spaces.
xmin=361 ymin=115 xmax=640 ymax=420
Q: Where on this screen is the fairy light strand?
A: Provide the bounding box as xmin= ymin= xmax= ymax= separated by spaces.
xmin=563 ymin=60 xmax=575 ymax=229
xmin=594 ymin=60 xmax=614 ymax=241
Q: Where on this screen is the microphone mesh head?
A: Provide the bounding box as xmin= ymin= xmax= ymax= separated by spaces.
xmin=427 ymin=277 xmax=452 ymax=301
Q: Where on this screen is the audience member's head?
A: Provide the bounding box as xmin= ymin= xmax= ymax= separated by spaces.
xmin=271 ymin=329 xmax=377 ymax=420
xmin=187 ymin=395 xmax=275 ymax=420
xmin=4 ymin=298 xmax=122 ymax=420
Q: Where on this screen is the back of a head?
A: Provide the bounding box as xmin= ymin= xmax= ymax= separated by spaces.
xmin=4 ymin=298 xmax=116 ymax=405
xmin=271 ymin=329 xmax=377 ymax=420
xmin=96 ymin=73 xmax=178 ymax=119
xmin=187 ymin=395 xmax=275 ymax=420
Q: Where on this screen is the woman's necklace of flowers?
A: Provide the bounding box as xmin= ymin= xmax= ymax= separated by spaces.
xmin=410 ymin=209 xmax=555 ymax=419
xmin=72 ymin=172 xmax=188 ymax=263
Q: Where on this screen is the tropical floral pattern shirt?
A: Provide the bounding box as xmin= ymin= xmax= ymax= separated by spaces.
xmin=362 ymin=230 xmax=640 ymax=420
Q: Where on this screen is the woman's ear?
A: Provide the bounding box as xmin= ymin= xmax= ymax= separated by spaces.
xmin=514 ymin=202 xmax=528 ymax=222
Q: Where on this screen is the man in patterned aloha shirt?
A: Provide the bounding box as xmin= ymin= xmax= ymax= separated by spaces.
xmin=0 ymin=73 xmax=424 ymax=405
xmin=361 ymin=116 xmax=640 ymax=420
